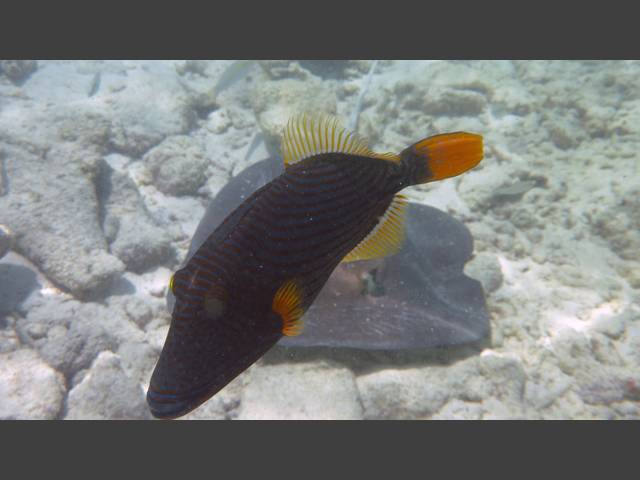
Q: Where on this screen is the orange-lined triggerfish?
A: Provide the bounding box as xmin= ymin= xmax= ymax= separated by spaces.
xmin=147 ymin=115 xmax=483 ymax=418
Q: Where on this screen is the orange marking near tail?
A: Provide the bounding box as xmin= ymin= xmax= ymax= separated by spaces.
xmin=415 ymin=132 xmax=483 ymax=181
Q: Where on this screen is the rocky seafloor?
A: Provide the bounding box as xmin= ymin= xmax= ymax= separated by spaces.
xmin=0 ymin=60 xmax=638 ymax=420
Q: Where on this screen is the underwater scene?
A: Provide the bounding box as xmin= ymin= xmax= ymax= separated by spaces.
xmin=0 ymin=60 xmax=638 ymax=420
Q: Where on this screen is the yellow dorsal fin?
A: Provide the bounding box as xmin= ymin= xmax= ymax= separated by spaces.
xmin=342 ymin=194 xmax=409 ymax=263
xmin=272 ymin=279 xmax=304 ymax=336
xmin=281 ymin=114 xmax=400 ymax=167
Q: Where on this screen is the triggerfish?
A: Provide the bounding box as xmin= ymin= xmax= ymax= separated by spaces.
xmin=147 ymin=115 xmax=483 ymax=419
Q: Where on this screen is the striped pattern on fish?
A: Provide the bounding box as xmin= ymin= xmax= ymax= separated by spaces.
xmin=147 ymin=114 xmax=483 ymax=418
xmin=177 ymin=155 xmax=402 ymax=312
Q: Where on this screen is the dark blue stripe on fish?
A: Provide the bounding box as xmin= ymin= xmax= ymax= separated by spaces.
xmin=260 ymin=201 xmax=374 ymax=239
xmin=280 ymin=159 xmax=380 ymax=187
xmin=173 ymin=273 xmax=210 ymax=292
xmin=282 ymin=170 xmax=358 ymax=194
xmin=264 ymin=211 xmax=379 ymax=266
xmin=246 ymin=201 xmax=378 ymax=245
xmin=267 ymin=185 xmax=386 ymax=217
xmin=261 ymin=185 xmax=376 ymax=217
xmin=285 ymin=154 xmax=391 ymax=185
xmin=277 ymin=166 xmax=385 ymax=201
xmin=172 ymin=290 xmax=205 ymax=304
xmin=257 ymin=181 xmax=379 ymax=221
xmin=248 ymin=206 xmax=369 ymax=239
xmin=191 ymin=252 xmax=232 ymax=277
xmin=236 ymin=210 xmax=369 ymax=257
xmin=283 ymin=166 xmax=346 ymax=185
xmin=229 ymin=226 xmax=368 ymax=271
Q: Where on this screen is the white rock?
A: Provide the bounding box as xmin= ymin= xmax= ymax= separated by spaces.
xmin=432 ymin=399 xmax=484 ymax=420
xmin=66 ymin=351 xmax=151 ymax=419
xmin=465 ymin=252 xmax=504 ymax=294
xmin=143 ymin=135 xmax=209 ymax=196
xmin=357 ymin=368 xmax=450 ymax=419
xmin=250 ymin=77 xmax=337 ymax=156
xmin=181 ymin=375 xmax=245 ymax=420
xmin=357 ymin=354 xmax=527 ymax=420
xmin=0 ymin=349 xmax=65 ymax=419
xmin=237 ymin=361 xmax=363 ymax=420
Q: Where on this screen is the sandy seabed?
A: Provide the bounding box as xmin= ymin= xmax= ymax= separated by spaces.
xmin=0 ymin=60 xmax=638 ymax=419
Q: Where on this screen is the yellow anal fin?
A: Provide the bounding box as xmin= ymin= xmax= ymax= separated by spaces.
xmin=281 ymin=114 xmax=400 ymax=168
xmin=272 ymin=279 xmax=304 ymax=336
xmin=342 ymin=194 xmax=408 ymax=263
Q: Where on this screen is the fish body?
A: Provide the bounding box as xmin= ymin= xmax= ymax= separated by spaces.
xmin=148 ymin=116 xmax=483 ymax=418
xmin=168 ymin=159 xmax=490 ymax=352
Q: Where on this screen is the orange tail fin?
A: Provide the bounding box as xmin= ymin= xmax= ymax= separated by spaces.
xmin=412 ymin=132 xmax=483 ymax=182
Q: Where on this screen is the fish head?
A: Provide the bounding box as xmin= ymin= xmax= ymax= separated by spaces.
xmin=150 ymin=271 xmax=282 ymax=419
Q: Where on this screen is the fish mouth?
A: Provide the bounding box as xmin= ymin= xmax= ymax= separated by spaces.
xmin=146 ymin=327 xmax=282 ymax=419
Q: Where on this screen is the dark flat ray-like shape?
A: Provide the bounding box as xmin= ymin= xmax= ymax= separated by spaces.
xmin=171 ymin=156 xmax=490 ymax=350
xmin=280 ymin=203 xmax=489 ymax=349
